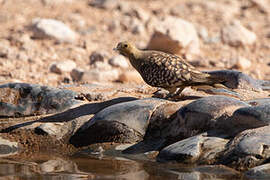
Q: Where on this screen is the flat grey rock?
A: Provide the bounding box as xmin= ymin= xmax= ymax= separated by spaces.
xmin=220 ymin=126 xmax=270 ymax=169
xmin=157 ymin=132 xmax=228 ymax=163
xmin=207 ymin=70 xmax=269 ymax=91
xmin=70 ymin=98 xmax=166 ymax=147
xmin=0 ymin=83 xmax=83 ymax=117
xmin=122 ymin=102 xmax=187 ymax=154
xmin=0 ymin=137 xmax=18 ymax=157
xmin=246 ymin=98 xmax=270 ymax=106
xmin=228 ymin=104 xmax=270 ymax=135
xmin=245 ymin=163 xmax=270 ymax=179
xmin=177 ymin=95 xmax=248 ymax=135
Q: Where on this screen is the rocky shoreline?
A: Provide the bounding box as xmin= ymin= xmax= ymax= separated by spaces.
xmin=0 ymin=69 xmax=269 ymax=178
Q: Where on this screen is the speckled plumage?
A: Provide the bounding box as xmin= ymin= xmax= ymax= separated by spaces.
xmin=114 ymin=41 xmax=221 ymax=95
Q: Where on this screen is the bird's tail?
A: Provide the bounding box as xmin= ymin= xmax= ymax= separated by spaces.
xmin=190 ymin=71 xmax=226 ymax=87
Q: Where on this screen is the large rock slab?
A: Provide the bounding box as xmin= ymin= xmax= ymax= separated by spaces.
xmin=157 ymin=132 xmax=229 ymax=164
xmin=177 ymin=96 xmax=248 ymax=136
xmin=245 ymin=163 xmax=270 ymax=179
xmin=219 ymin=126 xmax=270 ymax=170
xmin=147 ymin=16 xmax=200 ymax=55
xmin=0 ymin=136 xmax=18 ymax=157
xmin=0 ymin=83 xmax=83 ymax=117
xmin=227 ymin=104 xmax=270 ymax=135
xmin=122 ymin=101 xmax=189 ymax=154
xmin=221 ymin=20 xmax=256 ymax=47
xmin=69 ymin=98 xmax=166 ymax=147
xmin=31 ymin=18 xmax=78 ymax=43
xmin=206 ymin=70 xmax=269 ymax=91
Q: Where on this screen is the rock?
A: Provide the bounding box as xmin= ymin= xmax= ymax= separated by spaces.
xmin=220 ymin=126 xmax=270 ymax=170
xmin=227 ymin=104 xmax=270 ymax=135
xmin=0 ymin=136 xmax=18 ymax=157
xmin=177 ymin=96 xmax=248 ymax=136
xmin=206 ymin=70 xmax=265 ymax=91
xmin=0 ymin=42 xmax=10 ymax=58
xmin=89 ymin=51 xmax=105 ymax=65
xmin=123 ymin=102 xmax=187 ymax=154
xmin=40 ymin=159 xmax=75 ymax=173
xmin=121 ymin=5 xmax=150 ymax=23
xmin=108 ymin=55 xmax=129 ymax=68
xmin=120 ymin=16 xmax=146 ymax=35
xmin=42 ymin=0 xmax=73 ymax=6
xmin=157 ymin=132 xmax=229 ymax=163
xmin=31 ymin=18 xmax=77 ymax=43
xmin=50 ymin=60 xmax=77 ymax=74
xmin=235 ymin=56 xmax=252 ymax=70
xmin=88 ymin=0 xmax=118 ymax=9
xmin=196 ymin=25 xmax=209 ymax=42
xmin=79 ymin=69 xmax=119 ymax=83
xmin=147 ymin=16 xmax=200 ymax=55
xmin=0 ymin=83 xmax=82 ymax=117
xmin=35 ymin=123 xmax=69 ymax=140
xmin=250 ymin=0 xmax=270 ymax=14
xmin=245 ymin=163 xmax=270 ymax=179
xmin=69 ymin=98 xmax=166 ymax=147
xmin=246 ymin=98 xmax=270 ymax=106
xmin=118 ymin=71 xmax=144 ymax=84
xmin=221 ymin=20 xmax=256 ymax=47
xmin=70 ymin=68 xmax=84 ymax=81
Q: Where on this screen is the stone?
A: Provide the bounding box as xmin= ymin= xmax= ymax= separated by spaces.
xmin=118 ymin=71 xmax=144 ymax=84
xmin=220 ymin=126 xmax=270 ymax=169
xmin=227 ymin=104 xmax=270 ymax=135
xmin=221 ymin=20 xmax=257 ymax=47
xmin=235 ymin=56 xmax=252 ymax=70
xmin=108 ymin=55 xmax=129 ymax=68
xmin=177 ymin=96 xmax=248 ymax=136
xmin=157 ymin=132 xmax=229 ymax=163
xmin=69 ymin=98 xmax=166 ymax=147
xmin=79 ymin=69 xmax=119 ymax=83
xmin=246 ymin=98 xmax=270 ymax=106
xmin=70 ymin=68 xmax=84 ymax=81
xmin=31 ymin=18 xmax=77 ymax=43
xmin=122 ymin=5 xmax=150 ymax=23
xmin=0 ymin=136 xmax=18 ymax=157
xmin=123 ymin=102 xmax=187 ymax=154
xmin=196 ymin=25 xmax=209 ymax=42
xmin=0 ymin=43 xmax=10 ymax=58
xmin=40 ymin=159 xmax=74 ymax=173
xmin=42 ymin=0 xmax=73 ymax=6
xmin=50 ymin=60 xmax=77 ymax=74
xmin=245 ymin=163 xmax=270 ymax=179
xmin=147 ymin=16 xmax=200 ymax=55
xmin=0 ymin=83 xmax=83 ymax=117
xmin=250 ymin=0 xmax=270 ymax=14
xmin=206 ymin=70 xmax=266 ymax=91
xmin=35 ymin=123 xmax=69 ymax=140
xmin=89 ymin=51 xmax=105 ymax=65
xmin=88 ymin=0 xmax=118 ymax=9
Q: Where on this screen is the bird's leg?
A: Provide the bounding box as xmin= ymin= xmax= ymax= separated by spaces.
xmin=174 ymin=87 xmax=185 ymax=96
xmin=165 ymin=87 xmax=179 ymax=99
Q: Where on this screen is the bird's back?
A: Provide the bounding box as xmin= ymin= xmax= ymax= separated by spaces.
xmin=132 ymin=50 xmax=213 ymax=88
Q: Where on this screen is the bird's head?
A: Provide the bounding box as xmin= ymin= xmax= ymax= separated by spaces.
xmin=114 ymin=41 xmax=139 ymax=58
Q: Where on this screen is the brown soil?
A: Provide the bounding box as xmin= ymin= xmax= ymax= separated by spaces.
xmin=0 ymin=0 xmax=269 ymax=87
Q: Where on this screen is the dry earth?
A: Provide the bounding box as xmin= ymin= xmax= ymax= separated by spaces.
xmin=0 ymin=0 xmax=269 ymax=88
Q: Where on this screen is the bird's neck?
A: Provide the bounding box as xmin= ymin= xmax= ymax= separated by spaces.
xmin=127 ymin=49 xmax=143 ymax=70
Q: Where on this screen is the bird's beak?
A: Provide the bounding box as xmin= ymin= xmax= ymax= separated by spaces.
xmin=113 ymin=47 xmax=118 ymax=51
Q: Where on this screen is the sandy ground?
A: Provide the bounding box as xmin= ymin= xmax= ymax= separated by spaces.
xmin=0 ymin=0 xmax=269 ymax=87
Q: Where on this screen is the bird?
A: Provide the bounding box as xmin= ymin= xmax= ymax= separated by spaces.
xmin=114 ymin=41 xmax=224 ymax=98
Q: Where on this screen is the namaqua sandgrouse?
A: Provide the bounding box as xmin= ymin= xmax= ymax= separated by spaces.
xmin=114 ymin=41 xmax=222 ymax=97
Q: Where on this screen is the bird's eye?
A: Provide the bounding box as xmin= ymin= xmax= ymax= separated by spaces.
xmin=124 ymin=44 xmax=128 ymax=48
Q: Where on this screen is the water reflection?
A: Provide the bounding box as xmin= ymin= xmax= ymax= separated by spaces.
xmin=0 ymin=153 xmax=242 ymax=180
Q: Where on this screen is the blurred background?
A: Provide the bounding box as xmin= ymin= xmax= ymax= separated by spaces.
xmin=0 ymin=0 xmax=269 ymax=87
